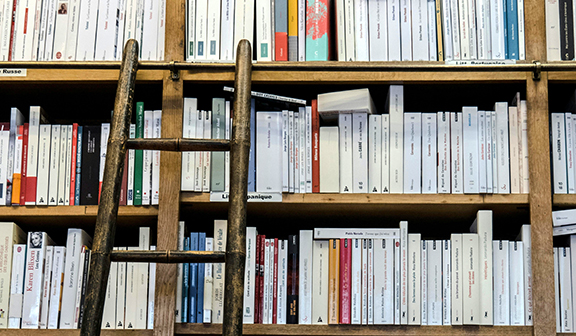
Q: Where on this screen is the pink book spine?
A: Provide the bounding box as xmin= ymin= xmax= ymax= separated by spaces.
xmin=273 ymin=238 xmax=279 ymax=324
xmin=339 ymin=239 xmax=352 ymax=324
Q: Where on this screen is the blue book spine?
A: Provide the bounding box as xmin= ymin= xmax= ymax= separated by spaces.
xmin=196 ymin=232 xmax=206 ymax=322
xmin=182 ymin=237 xmax=190 ymax=323
xmin=75 ymin=126 xmax=83 ymax=205
xmin=248 ymin=99 xmax=256 ymax=192
xmin=503 ymin=0 xmax=508 ymax=59
xmin=189 ymin=232 xmax=199 ymax=323
xmin=506 ymin=0 xmax=518 ymax=59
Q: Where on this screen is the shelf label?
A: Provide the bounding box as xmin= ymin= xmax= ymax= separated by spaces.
xmin=445 ymin=60 xmax=516 ymax=65
xmin=0 ymin=68 xmax=27 ymax=76
xmin=210 ymin=192 xmax=283 ymax=202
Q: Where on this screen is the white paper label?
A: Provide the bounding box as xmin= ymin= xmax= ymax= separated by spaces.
xmin=0 ymin=68 xmax=27 ymax=76
xmin=210 ymin=192 xmax=283 ymax=202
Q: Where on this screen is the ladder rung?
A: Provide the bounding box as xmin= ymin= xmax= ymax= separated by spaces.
xmin=110 ymin=250 xmax=226 ymax=263
xmin=126 ymin=138 xmax=230 ymax=151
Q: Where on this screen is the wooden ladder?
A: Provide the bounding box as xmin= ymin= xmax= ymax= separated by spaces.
xmin=79 ymin=38 xmax=252 ymax=336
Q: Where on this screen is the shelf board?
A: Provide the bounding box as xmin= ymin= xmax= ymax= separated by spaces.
xmin=553 ymin=194 xmax=576 ymax=206
xmin=181 ymin=193 xmax=529 ymax=205
xmin=175 ymin=324 xmax=533 ymax=335
xmin=0 ymin=69 xmax=164 ymax=82
xmin=2 ymin=331 xmax=152 ymax=336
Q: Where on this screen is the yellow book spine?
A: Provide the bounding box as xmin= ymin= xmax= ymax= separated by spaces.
xmin=436 ymin=0 xmax=444 ymax=61
xmin=329 ymin=239 xmax=340 ymax=324
xmin=288 ymin=0 xmax=298 ymax=36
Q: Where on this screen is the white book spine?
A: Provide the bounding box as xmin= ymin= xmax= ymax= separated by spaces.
xmin=427 ymin=0 xmax=436 ymax=60
xmin=404 ymin=113 xmax=422 ymax=193
xmin=277 ymin=240 xmax=288 ymax=324
xmin=243 ymin=227 xmax=257 ymax=323
xmin=496 ymin=103 xmax=510 ymax=193
xmin=470 ymin=210 xmax=493 ymax=325
xmin=116 ymin=0 xmax=127 ymax=58
xmin=493 ymin=240 xmax=510 ymax=325
xmin=399 ymin=221 xmax=408 ymax=324
xmin=267 ymin=239 xmax=274 ymax=323
xmin=486 ymin=112 xmax=493 ymax=193
xmin=427 ymin=240 xmax=442 ymax=325
xmin=437 ymin=112 xmax=451 ymax=193
xmin=546 ymin=0 xmax=560 ymax=60
xmin=175 ymin=223 xmax=184 ymax=323
xmin=195 ymin=0 xmax=208 ymax=59
xmin=339 ymin=114 xmax=353 ymax=193
xmin=319 ymin=127 xmax=339 ymax=193
xmin=394 ymin=238 xmax=400 ymax=324
xmin=521 ymin=101 xmax=529 ymax=193
xmin=451 ymin=112 xmax=464 ymax=194
xmin=225 ymin=103 xmax=231 ymax=192
xmin=475 ymin=0 xmax=486 ymax=58
xmin=299 ymin=107 xmax=306 ymax=193
xmin=25 ymin=107 xmax=42 ymax=205
xmin=491 ymin=111 xmax=499 ymax=192
xmin=13 ymin=0 xmax=37 ymax=60
xmin=462 ymin=234 xmax=479 ymax=325
xmin=140 ymin=0 xmax=159 ymax=60
xmin=509 ymin=107 xmax=521 ymax=193
xmin=8 ymin=244 xmax=27 ymax=329
xmin=458 ymin=0 xmax=470 ymax=59
xmin=491 ymin=0 xmax=505 ymax=58
xmin=555 ymin=248 xmax=561 ymax=332
xmin=407 ymin=234 xmax=421 ymax=325
xmin=381 ymin=115 xmax=390 ymax=193
xmin=388 ymin=86 xmax=404 ymax=193
xmin=56 ymin=126 xmax=68 ymax=205
xmin=344 ymin=0 xmax=355 ymax=60
xmin=181 ymin=100 xmax=197 ymax=191
xmin=369 ymin=0 xmax=387 ymax=61
xmin=115 ymin=247 xmax=126 ymax=329
xmin=30 ymin=0 xmax=43 ymax=60
xmin=451 ymin=234 xmax=463 ymax=325
xmin=72 ymin=247 xmax=88 ymax=328
xmin=22 ymin=232 xmax=52 ymax=328
xmin=47 ymin=246 xmax=65 ymax=329
xmin=219 ymin=0 xmax=234 ymax=61
xmin=449 ymin=0 xmax=461 ymax=59
xmin=255 ymin=0 xmax=271 ymax=61
xmin=151 ymin=110 xmax=161 ymax=205
xmin=421 ymin=240 xmax=427 ymax=325
xmin=64 ymin=0 xmax=80 ymax=60
xmin=101 ymin=249 xmax=118 ymax=329
xmin=232 ymin=0 xmax=254 ymax=59
xmin=212 ymin=220 xmax=227 ymax=323
xmin=63 ymin=125 xmax=72 ymax=206
xmin=400 ymin=0 xmax=412 ymax=60
xmin=124 ymin=247 xmax=138 ymax=329
xmin=186 ymin=0 xmax=196 ymax=60
xmin=263 ymin=239 xmax=270 ymax=324
xmin=463 ymin=106 xmax=479 ymax=193
xmin=51 ymin=0 xmax=69 ymax=60
xmin=361 ymin=239 xmax=368 ymax=325
xmin=517 ymin=0 xmax=525 ymax=59
xmin=47 ymin=125 xmax=60 ymax=205
xmin=478 ymin=111 xmax=487 ymax=193
xmin=206 ymin=0 xmax=220 ymax=60
xmin=299 ymin=230 xmax=313 ymax=324
xmin=136 ymin=228 xmax=150 ymax=329
xmin=312 ymin=240 xmax=328 ymax=325
xmin=353 ymin=112 xmax=368 ymax=193
xmin=354 ymin=0 xmax=369 ymax=61
xmin=36 ymin=0 xmax=52 ymax=60
xmin=442 ymin=240 xmax=451 ymax=325
xmin=256 ymin=112 xmax=283 ymax=192
xmin=351 ymin=238 xmax=362 ymax=324
xmin=203 ymin=238 xmax=213 ymax=323
xmin=0 ymin=130 xmax=9 ymax=205
xmin=511 ymin=242 xmax=526 ymax=326
xmin=335 ymin=0 xmax=346 ymax=61
xmin=202 ymin=111 xmax=212 ymax=192
xmin=38 ymin=246 xmax=53 ymax=328
xmin=521 ymin=225 xmax=533 ymax=325
xmin=75 ymin=0 xmax=99 ymax=60
xmin=422 ymin=113 xmax=437 ymax=193
xmin=298 ymin=0 xmax=304 ymax=61
xmin=0 ymin=0 xmax=14 ymax=60
xmin=369 ymin=115 xmax=382 ymax=193
xmin=411 ymin=0 xmax=429 ymax=60
xmin=282 ymin=111 xmax=289 ymax=192
xmin=306 ymin=106 xmax=312 ymax=193
xmin=441 ymin=0 xmax=453 ymax=60
xmin=127 ymin=124 xmax=136 ymax=205
xmin=142 ymin=111 xmax=153 ymax=204
xmin=99 ymin=123 xmax=111 ymax=202
xmin=467 ymin=0 xmax=477 ymax=59
xmin=147 ymin=246 xmax=156 ymax=329
xmin=288 ymin=111 xmax=295 ymax=193
xmin=387 ymin=0 xmax=401 ymax=60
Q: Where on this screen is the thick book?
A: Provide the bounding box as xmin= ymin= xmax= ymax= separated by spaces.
xmin=495 ymin=102 xmax=510 ymax=193
xmin=427 ymin=240 xmax=442 ymax=325
xmin=319 ymin=126 xmax=340 ymax=192
xmin=470 ymin=210 xmax=493 ymax=325
xmin=314 ymin=228 xmax=400 ymax=240
xmin=101 ymin=248 xmax=118 ymax=329
xmin=403 ymin=113 xmax=422 ymax=193
xmin=299 ymin=231 xmax=313 ymax=323
xmin=493 ymin=240 xmax=510 ymax=325
xmin=75 ymin=0 xmax=98 ymax=60
xmin=411 ymin=0 xmax=429 ymax=60
xmin=408 ymin=234 xmax=421 ymax=325
xmin=211 ymin=99 xmax=226 ymax=191
xmin=232 ymin=0 xmax=254 ymax=60
xmin=462 ymin=234 xmax=479 ymax=325
xmin=219 ymin=0 xmax=234 ymax=60
xmin=339 ymin=239 xmax=351 ymax=324
xmin=312 ymin=240 xmax=329 ymax=324
xmin=510 ymin=242 xmax=526 ymax=326
xmin=368 ymin=0 xmax=387 ymax=61
xmin=6 ymin=108 xmax=24 ymax=204
xmin=387 ymin=86 xmax=404 ymax=193
xmin=352 ymin=113 xmax=368 ymax=193
xmin=328 ymin=239 xmax=340 ymax=324
xmin=213 ymin=220 xmax=227 ymax=323
xmin=206 ymin=0 xmax=221 ymax=60
xmin=243 ymin=227 xmax=257 ymax=323
xmin=374 ymin=238 xmax=394 ymax=324
xmin=80 ymin=126 xmax=101 ymax=205
xmin=339 ymin=114 xmax=353 ymax=193
xmin=181 ymin=98 xmax=197 ymax=191
xmin=382 ymin=115 xmax=390 ymax=193
xmin=463 ymin=107 xmax=479 ymax=193
xmin=451 ymin=234 xmax=463 ymax=325
xmin=318 ymin=89 xmax=376 ymax=119
xmin=256 ymin=112 xmax=283 ymax=192
xmin=8 ymin=244 xmax=26 ymax=328
xmin=368 ymin=115 xmax=382 ymax=193
xmin=305 ymin=0 xmax=330 ymax=60
xmin=287 ymin=235 xmax=299 ymax=324
xmin=25 ymin=106 xmax=48 ymax=205
xmin=0 ymin=223 xmax=26 ymax=328
xmin=422 ymin=113 xmax=437 ymax=193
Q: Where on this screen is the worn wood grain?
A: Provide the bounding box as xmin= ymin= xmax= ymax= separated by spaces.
xmin=527 ymin=73 xmax=555 ymax=336
xmin=0 ymin=69 xmax=163 ymax=82
xmin=0 ymin=331 xmax=153 ymax=336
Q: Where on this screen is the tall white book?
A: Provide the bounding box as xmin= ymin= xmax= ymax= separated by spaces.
xmin=394 ymin=238 xmax=400 ymax=324
xmin=0 ymin=224 xmax=26 ymax=328
xmin=219 ymin=0 xmax=234 ymax=60
xmin=299 ymin=230 xmax=313 ymax=324
xmin=339 ymin=114 xmax=353 ymax=193
xmin=509 ymin=107 xmax=521 ymax=193
xmin=181 ymin=99 xmax=197 ymax=191
xmin=520 ymin=101 xmax=529 ymax=193
xmin=491 ymin=0 xmax=506 ymax=58
xmin=141 ymin=0 xmax=159 ymax=60
xmin=352 ymin=113 xmax=368 ymax=193
xmin=25 ymin=106 xmax=47 ymax=205
xmin=422 ymin=113 xmax=437 ymax=193
xmin=12 ymin=0 xmax=38 ymax=60
xmin=449 ymin=0 xmax=461 ymax=59
xmin=442 ymin=240 xmax=451 ymax=325
xmin=495 ymin=102 xmax=510 ymax=193
xmin=552 ymin=113 xmax=568 ymax=193
xmin=437 ymin=112 xmax=450 ymax=193
xmin=441 ymin=0 xmax=453 ymax=60
xmin=243 ymin=227 xmax=257 ymax=323
xmin=57 ymin=126 xmax=68 ymax=205
xmin=64 ymin=0 xmax=81 ymax=60
xmin=427 ymin=0 xmax=436 ymax=60
xmin=21 ymin=232 xmax=54 ymax=328
xmin=47 ymin=246 xmax=65 ymax=329
xmin=312 ymin=240 xmax=329 ymax=325
xmin=99 ymin=123 xmax=111 ymax=203
xmin=135 ymin=228 xmax=150 ymax=329
xmin=427 ymin=240 xmax=442 ymax=325
xmin=202 ymin=111 xmax=212 ymax=192
xmin=368 ymin=0 xmax=387 ymax=61
xmin=387 ymin=86 xmax=404 ymax=193
xmin=256 ymin=112 xmax=283 ymax=192
xmin=255 ymin=0 xmax=271 ymax=61
xmin=486 ymin=112 xmax=493 ymax=193
xmin=462 ymin=234 xmax=479 ymax=325
xmin=51 ymin=0 xmax=70 ymax=60
xmin=35 ymin=125 xmax=51 ymax=205
xmin=124 ymin=246 xmax=138 ymax=329
xmin=203 ymin=238 xmax=214 ymax=323
xmin=75 ymin=0 xmax=99 ymax=60
xmin=48 ymin=125 xmax=61 ymax=205
xmin=421 ymin=240 xmax=427 ymax=325
xmin=467 ymin=0 xmax=477 ymax=59
xmin=277 ymin=240 xmax=288 ymax=324
xmin=152 ymin=110 xmax=161 ymax=205
xmin=0 ymin=129 xmax=8 ymax=205
xmin=493 ymin=240 xmax=510 ymax=325
xmin=195 ymin=0 xmax=208 ymax=59
xmin=361 ymin=239 xmax=368 ymax=324
xmin=344 ymin=0 xmax=355 ymax=60
xmin=282 ymin=111 xmax=289 ymax=192
xmin=102 ymin=248 xmax=118 ymax=329
xmin=63 ymin=125 xmax=72 ymax=206
xmin=451 ymin=112 xmax=464 ymax=194
xmin=400 ymin=0 xmax=412 ymax=60
xmin=407 ymin=234 xmax=421 ymax=325
xmin=263 ymin=239 xmax=270 ymax=324
xmin=478 ymin=111 xmax=487 ymax=193
xmin=232 ymin=0 xmax=254 ymax=59
xmin=205 ymin=0 xmax=221 ymax=60
xmin=351 ymin=238 xmax=362 ymax=325
xmin=450 ymin=234 xmax=463 ymax=325
xmin=519 ymin=225 xmax=533 ymax=325
xmin=147 ymin=246 xmax=156 ymax=329
xmin=354 ymin=0 xmax=369 ymax=61
xmin=114 ymin=247 xmax=125 ymax=328
xmin=555 ymin=248 xmax=561 ymax=332
xmin=175 ymin=223 xmax=184 ymax=323
xmin=142 ymin=111 xmax=153 ymax=204
xmin=319 ymin=127 xmax=339 ymax=193
xmin=469 ymin=210 xmax=493 ymax=325
xmin=375 ymin=238 xmax=394 ymax=324
xmin=403 ymin=113 xmax=422 ymax=194
xmin=411 ymin=0 xmax=429 ymax=60
xmin=59 ymin=229 xmax=92 ymax=329
xmin=491 ymin=111 xmax=499 ymax=193
xmin=387 ymin=0 xmax=401 ymax=60
xmin=367 ymin=239 xmax=374 ymax=324
xmin=462 ymin=106 xmax=479 ymax=193
xmin=186 ymin=0 xmax=196 ymax=60
xmin=298 ymin=0 xmax=305 ymax=61
xmin=368 ymin=115 xmax=382 ymax=193
xmin=510 ymin=242 xmax=526 ymax=326
xmin=213 ymin=220 xmax=227 ymax=323
xmin=39 ymin=246 xmax=54 ymax=328
xmin=399 ymin=221 xmax=408 ymax=324
xmin=299 ymin=107 xmax=306 ymax=193
xmin=458 ymin=0 xmax=470 ymax=59
xmin=8 ymin=244 xmax=27 ymax=328
xmin=381 ymin=115 xmax=390 ymax=193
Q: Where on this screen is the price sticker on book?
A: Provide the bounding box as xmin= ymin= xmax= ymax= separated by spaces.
xmin=0 ymin=68 xmax=26 ymax=77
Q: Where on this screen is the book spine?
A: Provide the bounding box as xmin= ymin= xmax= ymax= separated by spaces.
xmin=478 ymin=111 xmax=487 ymax=193
xmin=11 ymin=125 xmax=23 ymax=205
xmin=69 ymin=123 xmax=78 ymax=204
xmin=273 ymin=238 xmax=279 ymax=323
xmin=368 ymin=0 xmax=387 ymax=61
xmin=186 ymin=0 xmax=195 ymax=60
xmin=75 ymin=0 xmax=98 ymax=60
xmin=462 ymin=234 xmax=479 ymax=325
xmin=25 ymin=107 xmax=43 ymax=205
xmin=328 ymin=239 xmax=340 ymax=324
xmin=189 ymin=232 xmax=199 ymax=323
xmin=101 ymin=248 xmax=118 ymax=329
xmin=213 ymin=220 xmax=227 ymax=323
xmin=203 ymin=238 xmax=213 ymax=323
xmin=368 ymin=115 xmax=382 ymax=193
xmin=243 ymin=227 xmax=257 ymax=323
xmin=339 ymin=239 xmax=351 ymax=324
xmin=451 ymin=112 xmax=464 ymax=194
xmin=35 ymin=125 xmax=50 ymax=205
xmin=299 ymin=230 xmax=313 ymax=323
xmin=115 ymin=247 xmax=126 ymax=328
xmin=182 ymin=238 xmax=189 ymax=323
xmin=344 ymin=0 xmax=355 ymax=60
xmin=463 ymin=107 xmax=479 ymax=193
xmin=38 ymin=245 xmax=54 ymax=328
xmin=361 ymin=239 xmax=368 ymax=324
xmin=408 ymin=234 xmax=421 ymax=325
xmin=55 ymin=126 xmax=66 ymax=205
xmin=403 ymin=113 xmax=422 ymax=194
xmin=21 ymin=232 xmax=49 ymax=328
xmin=441 ymin=0 xmax=453 ymax=60
xmin=351 ymin=239 xmax=361 ymax=324
xmin=555 ymin=248 xmax=561 ymax=332
xmin=148 ymin=246 xmax=156 ymax=329
xmin=421 ymin=240 xmax=427 ymax=325
xmin=63 ymin=125 xmax=72 ymax=205
xmin=47 ymin=125 xmax=60 ymax=205
xmin=142 ymin=111 xmax=153 ymax=204
xmin=394 ymin=238 xmax=400 ymax=324
xmin=411 ymin=0 xmax=429 ymax=60
xmin=175 ymin=222 xmax=184 ymax=323
xmin=451 ymin=234 xmax=463 ymax=325
xmin=258 ymin=235 xmax=266 ymax=323
xmin=388 ymin=86 xmax=404 ymax=193
xmin=422 ymin=114 xmax=437 ymax=193
xmin=506 ymin=0 xmax=519 ymax=59
xmin=8 ymin=244 xmax=27 ymax=328
xmin=134 ymin=102 xmax=144 ymax=205
xmin=219 ymin=0 xmax=234 ymax=60
xmin=339 ymin=114 xmax=352 ymax=193
xmin=381 ymin=115 xmax=390 ymax=193
xmin=510 ymin=242 xmax=526 ymax=325
xmin=64 ymin=0 xmax=80 ymax=60
xmin=442 ymin=240 xmax=451 ymax=325
xmin=312 ymin=240 xmax=328 ymax=325
xmin=427 ymin=240 xmax=442 ymax=325
xmin=509 ymin=107 xmax=521 ymax=193
xmin=203 ymin=111 xmax=212 ymax=192
xmin=19 ymin=123 xmax=28 ymax=205
xmin=287 ymin=235 xmax=299 ymax=324
xmin=401 ymin=0 xmax=413 ymax=60
xmin=278 ymin=240 xmax=288 ymax=324
xmin=80 ymin=126 xmax=101 ymax=205
xmin=495 ymin=102 xmax=510 ymax=193
xmin=97 ymin=123 xmax=110 ymax=202
xmin=486 ymin=112 xmax=493 ymax=193
xmin=127 ymin=124 xmax=135 ymax=205
xmin=305 ymin=0 xmax=330 ymax=60
xmin=152 ymin=110 xmax=161 ymax=204
xmin=437 ymin=112 xmax=450 ymax=193
xmin=493 ymin=240 xmax=510 ymax=325
xmin=522 ymin=225 xmax=533 ymax=325
xmin=311 ymin=101 xmax=320 ymax=192
xmin=352 ymin=112 xmax=368 ymax=193
xmin=306 ymin=106 xmax=312 ymax=193
xmin=47 ymin=246 xmax=65 ymax=329
xmin=206 ymin=0 xmax=221 ymax=60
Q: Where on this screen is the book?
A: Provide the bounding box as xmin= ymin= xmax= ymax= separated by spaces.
xmin=318 ymin=89 xmax=376 ymax=119
xmin=134 ymin=103 xmax=144 ymax=205
xmin=80 ymin=125 xmax=101 ymax=205
xmin=189 ymin=232 xmax=199 ymax=323
xmin=0 ymin=223 xmax=26 ymax=328
xmin=287 ymin=234 xmax=299 ymax=324
xmin=47 ymin=246 xmax=65 ymax=329
xmin=299 ymin=230 xmax=313 ymax=323
xmin=422 ymin=113 xmax=437 ymax=193
xmin=368 ymin=0 xmax=387 ymax=61
xmin=102 ymin=248 xmax=118 ymax=329
xmin=381 ymin=115 xmax=390 ymax=193
xmin=277 ymin=240 xmax=288 ymax=324
xmin=462 ymin=234 xmax=479 ymax=325
xmin=319 ymin=127 xmax=339 ymax=193
xmin=56 ymin=126 xmax=67 ymax=205
xmin=151 ymin=110 xmax=161 ymax=205
xmin=243 ymin=227 xmax=257 ymax=323
xmin=338 ymin=114 xmax=352 ymax=193
xmin=47 ymin=125 xmax=60 ymax=205
xmin=116 ymin=247 xmax=127 ymax=328
xmin=463 ymin=106 xmax=479 ymax=193
xmin=8 ymin=244 xmax=27 ymax=328
xmin=374 ymin=238 xmax=394 ymax=324
xmin=213 ymin=220 xmax=227 ymax=323
xmin=328 ymin=239 xmax=339 ymax=324
xmin=442 ymin=240 xmax=451 ymax=325
xmin=518 ymin=225 xmax=533 ymax=325
xmin=39 ymin=246 xmax=54 ymax=328
xmin=203 ymin=238 xmax=213 ymax=323
xmin=408 ymin=234 xmax=421 ymax=325
xmin=75 ymin=0 xmax=98 ymax=60
xmin=142 ymin=111 xmax=153 ymax=205
xmin=256 ymin=112 xmax=283 ymax=192
xmin=399 ymin=221 xmax=408 ymax=324
xmin=352 ymin=113 xmax=368 ymax=193
xmin=404 ymin=113 xmax=422 ymax=193
xmin=495 ymin=102 xmax=510 ymax=193
xmin=421 ymin=240 xmax=428 ymax=325
xmin=469 ymin=210 xmax=493 ymax=325
xmin=312 ymin=240 xmax=328 ymax=324
xmin=510 ymin=241 xmax=526 ymax=326
xmin=387 ymin=86 xmax=404 ymax=193
xmin=451 ymin=112 xmax=464 ymax=194
xmin=451 ymin=234 xmax=463 ymax=325
xmin=211 ymin=99 xmax=226 ymax=192
xmin=339 ymin=239 xmax=351 ymax=324
xmin=219 ymin=0 xmax=234 ymax=60
xmin=493 ymin=240 xmax=510 ymax=325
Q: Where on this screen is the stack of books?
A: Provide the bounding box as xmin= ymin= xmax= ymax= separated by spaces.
xmin=175 ymin=211 xmax=533 ymax=326
xmin=0 ymin=0 xmax=166 ymax=61
xmin=181 ymin=85 xmax=529 ymax=195
xmin=186 ymin=0 xmax=526 ymax=62
xmin=0 ymin=224 xmax=156 ymax=330
xmin=0 ymin=103 xmax=161 ymax=206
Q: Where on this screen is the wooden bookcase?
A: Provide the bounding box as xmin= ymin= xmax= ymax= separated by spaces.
xmin=0 ymin=0 xmax=569 ymax=333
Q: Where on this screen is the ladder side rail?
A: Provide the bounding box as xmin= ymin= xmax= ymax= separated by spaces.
xmin=79 ymin=39 xmax=140 ymax=336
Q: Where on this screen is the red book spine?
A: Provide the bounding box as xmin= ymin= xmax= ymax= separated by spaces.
xmin=19 ymin=123 xmax=29 ymax=205
xmin=70 ymin=123 xmax=78 ymax=205
xmin=339 ymin=239 xmax=352 ymax=324
xmin=8 ymin=0 xmax=17 ymax=60
xmin=275 ymin=32 xmax=288 ymax=61
xmin=119 ymin=153 xmax=129 ymax=206
xmin=311 ymin=99 xmax=320 ymax=192
xmin=254 ymin=235 xmax=261 ymax=323
xmin=272 ymin=238 xmax=279 ymax=323
xmin=258 ymin=235 xmax=266 ymax=324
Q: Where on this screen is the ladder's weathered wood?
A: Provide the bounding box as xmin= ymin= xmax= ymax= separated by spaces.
xmin=126 ymin=138 xmax=230 ymax=151
xmin=110 ymin=250 xmax=226 ymax=263
xmin=79 ymin=39 xmax=139 ymax=336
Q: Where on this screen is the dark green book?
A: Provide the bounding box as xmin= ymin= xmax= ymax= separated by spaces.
xmin=210 ymin=98 xmax=226 ymax=191
xmin=134 ymin=102 xmax=144 ymax=205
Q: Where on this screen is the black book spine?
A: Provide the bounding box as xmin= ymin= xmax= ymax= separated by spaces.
xmin=80 ymin=125 xmax=101 ymax=205
xmin=287 ymin=234 xmax=299 ymax=324
xmin=78 ymin=249 xmax=91 ymax=328
xmin=560 ymin=0 xmax=575 ymax=60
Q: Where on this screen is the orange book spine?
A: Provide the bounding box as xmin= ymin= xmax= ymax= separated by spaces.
xmin=11 ymin=125 xmax=24 ymax=204
xmin=328 ymin=239 xmax=340 ymax=324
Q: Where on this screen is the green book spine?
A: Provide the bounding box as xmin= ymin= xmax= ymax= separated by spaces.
xmin=134 ymin=102 xmax=144 ymax=205
xmin=210 ymin=98 xmax=226 ymax=192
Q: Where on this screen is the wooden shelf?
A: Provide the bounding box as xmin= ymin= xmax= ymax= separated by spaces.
xmin=0 ymin=69 xmax=164 ymax=82
xmin=2 ymin=331 xmax=152 ymax=336
xmin=181 ymin=192 xmax=529 ymax=205
xmin=175 ymin=324 xmax=533 ymax=335
xmin=553 ymin=194 xmax=576 ymax=206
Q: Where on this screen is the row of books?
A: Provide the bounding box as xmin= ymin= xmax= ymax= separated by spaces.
xmin=551 ymin=113 xmax=576 ymax=194
xmin=174 ymin=212 xmax=533 ymax=325
xmin=554 ymin=235 xmax=576 ymax=332
xmin=0 ymin=0 xmax=166 ymax=61
xmin=185 ymin=0 xmax=526 ymax=62
xmin=0 ymin=224 xmax=156 ymax=329
xmin=547 ymin=0 xmax=576 ymax=60
xmin=0 ymin=104 xmax=161 ymax=206
xmin=182 ymin=86 xmax=528 ymax=195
